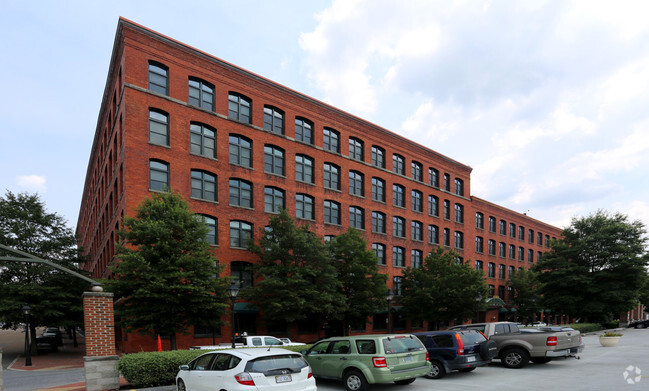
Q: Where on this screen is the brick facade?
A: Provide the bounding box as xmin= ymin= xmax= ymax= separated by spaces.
xmin=77 ymin=18 xmax=563 ymax=353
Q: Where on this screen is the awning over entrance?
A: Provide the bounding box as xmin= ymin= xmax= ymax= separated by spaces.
xmin=234 ymin=302 xmax=259 ymax=314
xmin=486 ymin=297 xmax=506 ymax=307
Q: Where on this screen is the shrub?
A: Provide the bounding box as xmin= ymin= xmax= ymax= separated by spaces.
xmin=568 ymin=323 xmax=602 ymax=333
xmin=118 ymin=345 xmax=313 ymax=388
xmin=118 ymin=350 xmax=204 ymax=388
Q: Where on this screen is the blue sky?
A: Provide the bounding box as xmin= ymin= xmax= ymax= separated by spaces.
xmin=2 ymin=0 xmax=649 ymax=234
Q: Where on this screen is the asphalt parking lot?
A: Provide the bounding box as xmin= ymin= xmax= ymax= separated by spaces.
xmin=315 ymin=328 xmax=649 ymax=391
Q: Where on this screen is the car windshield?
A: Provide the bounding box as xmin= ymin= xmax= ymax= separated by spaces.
xmin=382 ymin=337 xmax=424 ymax=354
xmin=245 ymin=354 xmax=308 ymax=375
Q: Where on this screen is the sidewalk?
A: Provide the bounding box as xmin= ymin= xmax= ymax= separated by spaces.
xmin=8 ymin=333 xmax=130 ymax=391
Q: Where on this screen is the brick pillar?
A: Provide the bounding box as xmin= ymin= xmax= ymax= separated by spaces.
xmin=83 ymin=289 xmax=119 ymax=391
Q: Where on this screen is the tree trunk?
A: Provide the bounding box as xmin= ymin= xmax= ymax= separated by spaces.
xmin=170 ymin=334 xmax=177 ymax=350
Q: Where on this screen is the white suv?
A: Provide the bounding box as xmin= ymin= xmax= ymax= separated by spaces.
xmin=176 ymin=348 xmax=316 ymax=391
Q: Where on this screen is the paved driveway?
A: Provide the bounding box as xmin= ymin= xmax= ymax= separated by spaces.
xmin=314 ymin=328 xmax=649 ymax=391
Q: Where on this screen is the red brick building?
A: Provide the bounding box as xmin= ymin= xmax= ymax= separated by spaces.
xmin=77 ymin=18 xmax=562 ymax=353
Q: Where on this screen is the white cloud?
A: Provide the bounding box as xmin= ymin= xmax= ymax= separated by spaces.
xmin=16 ymin=175 xmax=47 ymax=193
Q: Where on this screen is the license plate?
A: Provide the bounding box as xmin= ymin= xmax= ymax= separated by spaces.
xmin=467 ymin=356 xmax=476 ymax=362
xmin=275 ymin=374 xmax=292 ymax=383
xmin=403 ymin=355 xmax=413 ymax=363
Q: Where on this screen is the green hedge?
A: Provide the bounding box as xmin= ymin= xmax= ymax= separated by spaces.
xmin=118 ymin=345 xmax=313 ymax=388
xmin=568 ymin=323 xmax=602 ymax=333
xmin=118 ymin=350 xmax=204 ymax=388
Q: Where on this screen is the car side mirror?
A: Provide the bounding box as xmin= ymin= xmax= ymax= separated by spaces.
xmin=300 ymin=350 xmax=308 ymax=355
xmin=179 ymin=364 xmax=190 ymax=371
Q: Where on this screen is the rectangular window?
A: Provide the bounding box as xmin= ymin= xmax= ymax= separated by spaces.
xmin=149 ymin=109 xmax=169 ymax=146
xmin=392 ymin=247 xmax=405 ymax=267
xmin=454 ymin=178 xmax=464 ymax=196
xmin=411 ymin=250 xmax=422 ymax=268
xmin=372 ymin=211 xmax=386 ymax=234
xmin=489 ymin=216 xmax=496 ymax=233
xmin=499 ymin=264 xmax=506 ymax=279
xmin=349 ymin=171 xmax=364 ymax=196
xmin=372 ymin=178 xmax=385 ymax=202
xmin=323 ymin=128 xmax=340 ymax=153
xmin=229 ymin=135 xmax=252 ymax=168
xmin=295 ymin=118 xmax=313 ymax=144
xmin=411 ymin=162 xmax=423 ymax=181
xmin=189 ymin=78 xmax=214 ymax=110
xmin=393 ymin=184 xmax=405 ymax=207
xmin=488 ymin=262 xmax=496 ymax=278
xmin=295 ymin=155 xmax=314 ymax=184
xmin=349 ymin=137 xmax=364 ymax=161
xmin=228 ymin=93 xmax=251 ymax=123
xmin=149 ymin=160 xmax=169 ymax=192
xmin=324 ymin=200 xmax=340 ymax=225
xmin=373 ymin=243 xmax=386 ymax=265
xmin=428 ymin=225 xmax=439 ymax=244
xmin=488 ymin=239 xmax=496 ymax=256
xmin=454 ymin=204 xmax=464 ymax=223
xmin=476 ymin=236 xmax=484 ymax=253
xmin=349 ymin=206 xmax=365 ymax=229
xmin=412 ymin=221 xmax=423 ymax=241
xmin=393 ymin=216 xmax=405 ymax=238
xmin=324 ymin=163 xmax=340 ymax=190
xmin=428 ymin=195 xmax=439 ymax=216
xmin=230 ymin=221 xmax=252 ymax=248
xmin=296 ymin=194 xmax=315 ymax=220
xmin=429 ymin=168 xmax=439 ymax=187
xmin=190 ymin=123 xmax=216 ymax=158
xmin=263 ymin=106 xmax=284 ymax=134
xmin=264 ymin=145 xmax=285 ymax=175
xmin=412 ymin=190 xmax=423 ymax=212
xmin=229 ymin=179 xmax=252 ymax=208
xmin=264 ymin=187 xmax=284 ymax=213
xmin=371 ymin=146 xmax=385 ymax=168
xmin=393 ymin=154 xmax=405 ymax=175
xmin=454 ymin=231 xmax=463 ymax=249
xmin=148 ymin=62 xmax=168 ymax=95
xmin=476 ymin=212 xmax=484 ymax=229
xmin=191 ymin=170 xmax=217 ymax=201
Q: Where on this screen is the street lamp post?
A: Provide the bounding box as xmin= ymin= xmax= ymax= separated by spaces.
xmin=475 ymin=293 xmax=483 ymax=323
xmin=228 ymin=283 xmax=240 ymax=349
xmin=22 ymin=304 xmax=32 ymax=367
xmin=385 ymin=289 xmax=394 ymax=334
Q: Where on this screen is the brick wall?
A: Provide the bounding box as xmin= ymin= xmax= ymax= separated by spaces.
xmin=83 ymin=292 xmax=116 ymax=357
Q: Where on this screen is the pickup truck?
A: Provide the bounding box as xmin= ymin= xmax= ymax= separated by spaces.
xmin=190 ymin=335 xmax=306 ymax=350
xmin=449 ymin=321 xmax=583 ymax=368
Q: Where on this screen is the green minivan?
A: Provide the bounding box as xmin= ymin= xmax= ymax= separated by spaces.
xmin=302 ymin=334 xmax=430 ymax=391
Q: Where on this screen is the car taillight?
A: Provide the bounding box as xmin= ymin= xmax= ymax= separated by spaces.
xmin=546 ymin=336 xmax=558 ymax=346
xmin=308 ymin=367 xmax=313 ymax=379
xmin=235 ymin=372 xmax=255 ymax=386
xmin=454 ymin=333 xmax=465 ymax=355
xmin=426 ymin=351 xmax=429 ymax=361
xmin=373 ymin=357 xmax=387 ymax=367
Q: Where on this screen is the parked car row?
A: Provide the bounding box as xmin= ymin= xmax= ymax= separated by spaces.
xmin=627 ymin=319 xmax=649 ymax=329
xmin=175 ymin=323 xmax=586 ymax=391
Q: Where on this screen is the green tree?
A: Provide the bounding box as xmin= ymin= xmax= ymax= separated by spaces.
xmin=0 ymin=191 xmax=87 ymax=351
xmin=247 ymin=210 xmax=343 ymax=329
xmin=327 ymin=228 xmax=388 ymax=334
xmin=400 ymin=247 xmax=488 ymax=329
xmin=507 ymin=268 xmax=542 ymax=325
xmin=104 ymin=191 xmax=229 ymax=350
xmin=534 ymin=210 xmax=648 ymax=323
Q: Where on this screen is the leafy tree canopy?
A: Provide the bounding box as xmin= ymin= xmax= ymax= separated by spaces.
xmin=0 ymin=190 xmax=87 ymax=330
xmin=246 ymin=209 xmax=343 ymax=325
xmin=534 ymin=210 xmax=649 ymax=323
xmin=507 ymin=268 xmax=542 ymax=324
xmin=400 ymin=247 xmax=488 ymax=328
xmin=327 ymin=228 xmax=388 ymax=332
xmin=104 ymin=191 xmax=229 ymax=349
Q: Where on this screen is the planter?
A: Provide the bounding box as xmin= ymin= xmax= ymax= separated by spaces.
xmin=599 ymin=335 xmax=621 ymax=347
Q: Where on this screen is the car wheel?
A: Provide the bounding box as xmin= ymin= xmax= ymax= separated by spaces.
xmin=479 ymin=340 xmax=498 ymax=360
xmin=344 ymin=370 xmax=368 ymax=391
xmin=501 ymin=348 xmax=530 ymax=369
xmin=426 ymin=360 xmax=446 ymax=379
xmin=636 ymin=323 xmax=646 ymax=329
xmin=394 ymin=378 xmax=416 ymax=385
xmin=458 ymin=367 xmax=476 ymax=372
xmin=531 ymin=357 xmax=552 ymax=364
xmin=177 ymin=379 xmax=186 ymax=391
